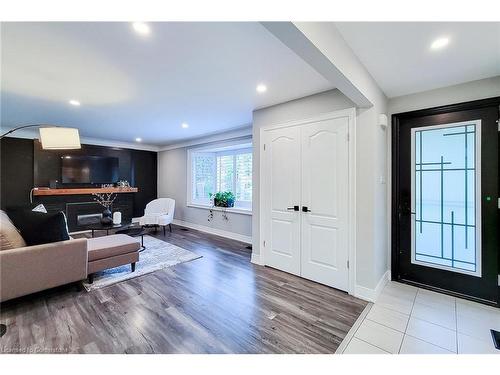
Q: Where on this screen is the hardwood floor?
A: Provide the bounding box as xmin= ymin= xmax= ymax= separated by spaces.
xmin=0 ymin=225 xmax=367 ymax=354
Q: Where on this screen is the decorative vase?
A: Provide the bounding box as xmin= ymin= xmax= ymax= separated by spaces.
xmin=101 ymin=208 xmax=113 ymax=225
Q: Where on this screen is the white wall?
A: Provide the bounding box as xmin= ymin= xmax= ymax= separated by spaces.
xmin=355 ymin=89 xmax=388 ymax=294
xmin=158 ymin=138 xmax=252 ymax=242
xmin=388 ymin=76 xmax=500 ymax=116
xmin=284 ymin=22 xmax=390 ymax=298
xmin=386 ymin=76 xmax=500 ymax=272
xmin=293 ymin=22 xmax=384 ymax=108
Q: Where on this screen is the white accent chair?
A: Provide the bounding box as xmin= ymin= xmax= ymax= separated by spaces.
xmin=139 ymin=198 xmax=175 ymax=235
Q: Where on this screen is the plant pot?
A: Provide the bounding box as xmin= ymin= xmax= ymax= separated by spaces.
xmin=214 ymin=197 xmax=235 ymax=208
xmin=100 ymin=208 xmax=113 ymax=225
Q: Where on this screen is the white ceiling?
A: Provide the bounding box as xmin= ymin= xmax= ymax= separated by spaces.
xmin=1 ymin=22 xmax=332 ymax=146
xmin=335 ymin=22 xmax=500 ymax=98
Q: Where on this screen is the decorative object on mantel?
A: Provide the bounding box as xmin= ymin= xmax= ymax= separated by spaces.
xmin=113 ymin=211 xmax=122 ymax=225
xmin=117 ymin=180 xmax=130 ymax=188
xmin=101 ymin=184 xmax=114 ymax=188
xmin=32 ymin=187 xmax=138 ymax=196
xmin=208 ymin=191 xmax=235 ymax=222
xmin=92 ymin=193 xmax=117 ymax=225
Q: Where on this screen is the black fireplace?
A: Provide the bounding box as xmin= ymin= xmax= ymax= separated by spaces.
xmin=66 ymin=202 xmax=108 ymax=231
xmin=31 ymin=193 xmax=134 ymax=232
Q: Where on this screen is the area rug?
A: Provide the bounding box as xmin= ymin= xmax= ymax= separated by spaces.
xmin=82 ymin=235 xmax=201 ymax=291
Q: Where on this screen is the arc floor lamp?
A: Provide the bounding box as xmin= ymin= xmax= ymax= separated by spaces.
xmin=0 ymin=124 xmax=81 ymax=149
xmin=0 ymin=124 xmax=80 ymax=337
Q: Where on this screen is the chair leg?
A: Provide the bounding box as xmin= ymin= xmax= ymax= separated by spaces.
xmin=163 ymin=225 xmax=166 ymax=235
xmin=169 ymin=223 xmax=172 ymax=232
xmin=131 ymin=262 xmax=136 ymax=272
xmin=88 ymin=274 xmax=94 ymax=284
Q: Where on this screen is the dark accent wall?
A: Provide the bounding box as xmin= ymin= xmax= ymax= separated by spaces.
xmin=33 ymin=140 xmax=134 ymax=187
xmin=1 ymin=137 xmax=157 ymax=218
xmin=0 ymin=137 xmax=34 ymax=209
xmin=130 ymin=149 xmax=158 ymax=217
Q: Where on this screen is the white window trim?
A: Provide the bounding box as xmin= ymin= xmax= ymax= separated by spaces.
xmin=186 ymin=138 xmax=253 ymax=215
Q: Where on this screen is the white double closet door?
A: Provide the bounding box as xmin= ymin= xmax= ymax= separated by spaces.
xmin=262 ymin=114 xmax=350 ymax=291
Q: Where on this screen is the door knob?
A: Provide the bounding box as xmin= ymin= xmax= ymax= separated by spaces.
xmin=302 ymin=206 xmax=311 ymax=213
xmin=287 ymin=205 xmax=299 ymax=211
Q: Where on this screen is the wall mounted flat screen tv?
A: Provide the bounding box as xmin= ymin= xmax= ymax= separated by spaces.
xmin=61 ymin=155 xmax=119 ymax=184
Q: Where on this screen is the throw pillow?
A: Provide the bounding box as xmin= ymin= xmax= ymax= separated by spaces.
xmin=6 ymin=208 xmax=70 ymax=246
xmin=0 ymin=210 xmax=27 ymax=250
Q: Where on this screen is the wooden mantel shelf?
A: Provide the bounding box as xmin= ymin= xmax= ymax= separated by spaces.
xmin=33 ymin=187 xmax=139 ymax=196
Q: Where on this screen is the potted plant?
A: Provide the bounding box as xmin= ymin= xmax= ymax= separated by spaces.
xmin=208 ymin=191 xmax=234 ymax=222
xmin=210 ymin=191 xmax=235 ymax=208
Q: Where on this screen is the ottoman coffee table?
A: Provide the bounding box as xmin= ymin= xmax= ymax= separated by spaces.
xmin=87 ymin=234 xmax=141 ymax=284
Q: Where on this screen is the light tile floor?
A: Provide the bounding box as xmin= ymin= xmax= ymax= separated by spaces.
xmin=339 ymin=281 xmax=500 ymax=354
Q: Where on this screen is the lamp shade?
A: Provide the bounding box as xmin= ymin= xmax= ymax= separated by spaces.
xmin=39 ymin=127 xmax=81 ymax=150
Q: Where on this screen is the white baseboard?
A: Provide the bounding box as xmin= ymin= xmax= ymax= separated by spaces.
xmin=172 ymin=219 xmax=252 ymax=244
xmin=354 ymin=270 xmax=391 ymax=302
xmin=250 ymin=253 xmax=264 ymax=265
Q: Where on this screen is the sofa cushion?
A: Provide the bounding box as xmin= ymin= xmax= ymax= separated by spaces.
xmin=6 ymin=208 xmax=70 ymax=246
xmin=0 ymin=210 xmax=27 ymax=250
xmin=87 ymin=234 xmax=140 ymax=262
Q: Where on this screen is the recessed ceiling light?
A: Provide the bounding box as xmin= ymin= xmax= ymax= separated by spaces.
xmin=132 ymin=22 xmax=151 ymax=36
xmin=430 ymin=37 xmax=449 ymax=50
xmin=69 ymin=99 xmax=81 ymax=106
xmin=256 ymin=84 xmax=267 ymax=93
xmin=181 ymin=123 xmax=189 ymax=129
xmin=135 ymin=137 xmax=142 ymax=142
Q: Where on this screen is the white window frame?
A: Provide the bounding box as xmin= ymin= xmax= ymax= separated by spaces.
xmin=187 ymin=139 xmax=253 ymax=215
xmin=189 ymin=151 xmax=216 ymax=207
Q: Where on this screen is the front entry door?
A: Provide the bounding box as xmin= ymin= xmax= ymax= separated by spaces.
xmin=393 ymin=99 xmax=499 ymax=305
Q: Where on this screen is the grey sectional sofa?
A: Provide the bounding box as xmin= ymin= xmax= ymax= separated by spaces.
xmin=0 ymin=210 xmax=140 ymax=302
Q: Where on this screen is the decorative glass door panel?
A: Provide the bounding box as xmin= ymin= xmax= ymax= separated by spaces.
xmin=411 ymin=120 xmax=481 ymax=276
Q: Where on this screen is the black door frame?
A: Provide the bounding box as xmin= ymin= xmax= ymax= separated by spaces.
xmin=391 ymin=96 xmax=500 ymax=306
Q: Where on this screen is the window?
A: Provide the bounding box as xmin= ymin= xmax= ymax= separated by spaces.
xmin=188 ymin=142 xmax=252 ymax=212
xmin=411 ymin=122 xmax=481 ymax=276
xmin=192 ymin=153 xmax=216 ymax=202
